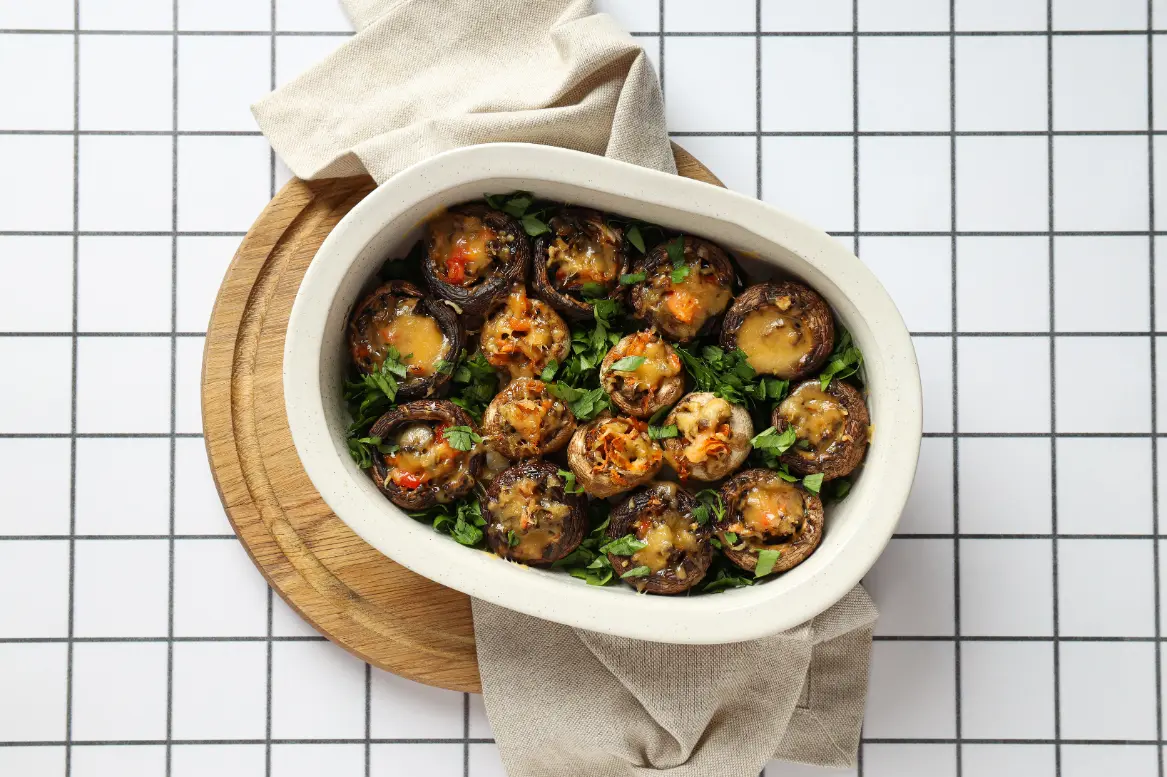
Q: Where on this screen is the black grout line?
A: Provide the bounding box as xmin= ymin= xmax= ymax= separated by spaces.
xmin=874 ymin=635 xmax=1165 ymax=642
xmin=0 ymin=433 xmax=203 ymax=438
xmin=922 ymin=431 xmax=1159 ymax=437
xmin=948 ymin=0 xmax=962 ymax=768
xmin=463 ymin=691 xmax=470 ymax=777
xmin=0 ymin=535 xmax=238 ymax=541
xmin=0 ymin=230 xmax=247 ymax=236
xmin=0 ymin=29 xmax=354 ymax=36
xmin=755 ymin=0 xmax=762 ymax=201
xmin=896 ymin=533 xmax=1165 ymax=539
xmin=658 ymin=1 xmax=665 ymax=96
xmin=1047 ymin=2 xmax=1063 ymax=773
xmin=0 ymin=332 xmax=209 ymax=337
xmin=0 ymin=129 xmax=263 ymax=136
xmin=165 ymin=4 xmax=179 ymax=773
xmin=0 ymin=738 xmax=498 ymax=747
xmin=0 ymin=636 xmax=328 ymax=644
xmin=365 ymin=664 xmax=372 ymax=777
xmin=11 ymin=532 xmax=1167 ymax=542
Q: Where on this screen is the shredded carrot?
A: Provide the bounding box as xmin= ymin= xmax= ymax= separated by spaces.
xmin=666 ymin=291 xmax=700 ymax=324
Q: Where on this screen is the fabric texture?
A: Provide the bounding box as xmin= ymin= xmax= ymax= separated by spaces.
xmin=253 ymin=1 xmax=880 ymax=774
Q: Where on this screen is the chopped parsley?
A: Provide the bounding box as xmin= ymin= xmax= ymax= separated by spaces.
xmin=625 ymin=224 xmax=646 ymax=254
xmin=601 ymin=534 xmax=648 ymax=556
xmin=540 ymin=359 xmax=559 ymax=381
xmin=552 ymin=502 xmax=617 ymax=585
xmin=483 ymin=190 xmax=551 ymax=236
xmin=801 ymin=473 xmax=824 ymax=494
xmin=443 ymin=426 xmax=482 ymax=451
xmin=692 ymin=489 xmax=725 ymax=526
xmin=557 ymin=469 xmax=585 ymax=495
xmin=749 ymin=426 xmax=798 ymax=468
xmin=819 ymin=327 xmax=864 ymax=389
xmin=413 ymin=496 xmax=486 ymax=548
xmin=754 ymin=548 xmax=781 ymax=578
xmin=674 ymin=344 xmax=788 ymax=408
xmin=664 ymin=235 xmax=689 ymax=283
xmin=580 ymin=282 xmax=608 ymax=300
xmin=448 ymin=350 xmax=498 ymax=422
xmin=724 ymin=531 xmax=739 ymax=545
xmin=619 ymin=271 xmax=646 ymax=285
xmin=609 ymin=355 xmax=645 ymax=372
xmin=648 ymin=424 xmax=678 ymax=440
xmin=829 ymin=478 xmax=853 ymax=501
xmin=507 ymin=530 xmax=521 ymax=547
xmin=620 ymin=565 xmax=652 ymax=579
xmin=343 ymin=346 xmax=413 ymax=468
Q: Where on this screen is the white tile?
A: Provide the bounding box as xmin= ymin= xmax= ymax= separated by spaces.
xmin=178 ymin=36 xmax=269 ymax=131
xmin=1055 ymin=236 xmax=1150 ymax=331
xmin=859 ymin=37 xmax=950 ymax=131
xmin=858 ymin=0 xmax=948 ymax=30
xmin=897 ymin=437 xmax=954 ymax=534
xmin=77 ymin=236 xmax=172 ymax=332
xmin=959 ymin=438 xmax=1052 ymax=534
xmin=271 ymin=641 xmax=366 ymax=739
xmin=172 ymin=745 xmax=267 ymax=777
xmin=960 ymin=539 xmax=1054 ymax=636
xmin=276 ymin=0 xmax=355 ymax=32
xmin=1054 ymin=36 xmax=1148 ymax=131
xmin=762 ymin=137 xmax=854 ymax=232
xmin=72 ymin=746 xmax=165 ymax=777
xmin=1058 ymin=438 xmax=1153 ymax=534
xmin=371 ymin=744 xmax=463 ymax=777
xmin=76 ymin=337 xmax=172 ymax=433
xmin=0 ymin=0 xmax=73 ymax=28
xmin=272 ymin=591 xmax=322 ymax=637
xmin=0 ymin=541 xmax=69 ymax=637
xmin=275 ymin=156 xmax=296 ymax=189
xmin=178 ymin=136 xmax=271 ymax=232
xmin=761 ymin=37 xmax=853 ymax=131
xmin=956 ymin=137 xmax=1049 ymax=232
xmin=957 ymin=337 xmax=1051 ymax=433
xmin=175 ymin=539 xmax=268 ymax=637
xmin=469 ymin=692 xmax=491 ymax=737
xmin=178 ymin=236 xmax=239 ymax=332
xmin=955 ymin=37 xmax=1046 ymax=131
xmin=671 ymin=136 xmax=755 ymax=196
xmin=80 ymin=0 xmax=173 ymax=30
xmin=179 ymin=0 xmax=271 ymax=30
xmin=79 ymin=135 xmax=173 ymax=231
xmin=864 ymin=744 xmax=955 ymax=777
xmin=762 ymin=0 xmax=853 ymax=31
xmin=859 ymin=136 xmax=951 ymax=232
xmin=1059 ymin=539 xmax=1155 ymax=636
xmin=79 ymin=35 xmax=172 ymax=131
xmin=1060 ymin=642 xmax=1157 ymax=740
xmin=0 ymin=135 xmax=74 ymax=231
xmin=961 ymin=642 xmax=1054 ymax=739
xmin=72 ymin=642 xmax=168 ymax=741
xmin=1058 ymin=337 xmax=1151 ymax=433
xmin=275 ymin=36 xmax=341 ymax=87
xmin=0 ymin=34 xmax=74 ymax=130
xmin=962 ymin=745 xmax=1056 ymax=777
xmin=74 ymin=539 xmax=169 ymax=637
xmin=864 ymin=642 xmax=955 ymax=738
xmin=0 ymin=644 xmax=67 ymax=742
xmin=75 ymin=438 xmax=171 ymax=535
xmin=860 ymin=237 xmax=950 ymax=332
xmin=911 ymin=335 xmax=953 ymax=434
xmin=0 ymin=338 xmax=72 ymax=433
xmin=665 ymin=0 xmax=754 ymax=31
xmin=1064 ymin=746 xmax=1158 ymax=777
xmin=863 ymin=539 xmax=954 ymax=636
xmin=1156 ymin=38 xmax=1167 ymax=129
xmin=271 ymin=745 xmax=364 ymax=777
xmin=369 ymin=668 xmax=463 ymax=738
xmin=1158 ymin=0 xmax=1167 ymax=29
xmin=176 ymin=335 xmax=205 ymax=434
xmin=0 ymin=439 xmax=71 ymax=536
xmin=957 ymin=237 xmax=1049 ymax=333
xmin=172 ymin=642 xmax=267 ymax=739
xmin=175 ymin=437 xmax=234 ymax=535
xmin=0 ymin=748 xmax=66 ymax=776
xmin=956 ymin=0 xmax=1046 ymax=30
xmin=0 ymin=236 xmax=73 ymax=332
xmin=664 ymin=37 xmax=756 ymax=132
xmin=467 ymin=744 xmax=508 ymax=777
xmin=1054 ymin=136 xmax=1149 ymax=232
xmin=766 ymin=762 xmax=857 ymax=777
xmin=1053 ymin=0 xmax=1147 ymax=29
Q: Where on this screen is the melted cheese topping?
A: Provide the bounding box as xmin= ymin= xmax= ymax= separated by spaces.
xmin=384 ymin=422 xmax=471 ymax=497
xmin=481 ymin=286 xmax=568 ymax=379
xmin=379 ymin=309 xmax=449 ymax=377
xmin=488 ymin=475 xmax=571 ymax=561
xmin=672 ymin=396 xmax=735 ymax=465
xmin=737 ymin=480 xmax=806 ymax=543
xmin=779 ymin=383 xmax=849 ymax=458
xmin=584 ymin=418 xmax=661 ymax=481
xmin=428 ymin=212 xmax=501 ymax=286
xmin=546 ymin=216 xmax=620 ymax=291
xmin=631 ymin=508 xmax=699 ymax=573
xmin=660 ymin=267 xmax=732 ymax=332
xmin=605 ymin=332 xmax=683 ymax=413
xmin=736 ymin=298 xmax=816 ymax=378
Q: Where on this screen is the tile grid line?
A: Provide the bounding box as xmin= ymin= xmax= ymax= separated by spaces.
xmin=1149 ymin=1 xmax=1165 ymax=773
xmin=948 ymin=0 xmax=962 ymax=772
xmin=1047 ymin=2 xmax=1063 ymax=772
xmin=14 ymin=129 xmax=1167 ymax=137
xmin=164 ymin=1 xmax=180 ymax=774
xmin=853 ymin=0 xmax=863 ymax=772
xmin=266 ymin=3 xmax=277 ymax=776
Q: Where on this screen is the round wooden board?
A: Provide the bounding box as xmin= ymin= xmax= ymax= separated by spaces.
xmin=201 ymin=144 xmax=723 ymax=693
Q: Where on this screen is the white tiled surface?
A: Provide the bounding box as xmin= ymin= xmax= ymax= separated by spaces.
xmin=0 ymin=1 xmax=1163 ymax=776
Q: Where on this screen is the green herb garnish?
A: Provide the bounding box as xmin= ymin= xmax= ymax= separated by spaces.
xmin=749 ymin=426 xmax=798 ymax=469
xmin=818 ymin=327 xmax=864 ymax=389
xmin=609 ymin=355 xmax=645 ymax=372
xmin=754 ymin=549 xmax=781 ymax=578
xmin=540 ymin=359 xmax=559 ymax=381
xmin=557 ymin=468 xmax=585 ymax=494
xmin=580 ymin=282 xmax=607 ymax=299
xmin=443 ymin=425 xmax=483 ymax=451
xmin=626 ymin=224 xmax=646 ymax=254
xmin=648 ymin=424 xmax=678 ymax=440
xmin=674 ymin=345 xmax=787 ymax=407
xmin=620 ymin=565 xmax=652 ymax=579
xmin=692 ymin=489 xmax=725 ymax=526
xmin=801 ymin=473 xmax=824 ymax=494
xmin=724 ymin=531 xmax=739 ymax=544
xmin=507 ymin=530 xmax=521 ymax=547
xmin=830 ymin=478 xmax=852 ymax=501
xmin=449 ymin=350 xmax=498 ymax=422
xmin=601 ymin=534 xmax=648 ymax=556
xmin=412 ymin=496 xmax=486 ymax=548
xmin=619 ymin=271 xmax=646 ymax=285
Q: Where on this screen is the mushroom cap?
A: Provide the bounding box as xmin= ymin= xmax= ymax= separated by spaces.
xmin=479 ymin=285 xmax=571 ymax=381
xmin=480 ymin=377 xmax=576 ymax=460
xmin=717 ymin=469 xmax=824 ymax=575
xmin=606 ymin=482 xmax=713 ymax=594
xmin=661 ymin=391 xmax=754 ymax=482
xmin=720 ymin=281 xmax=835 ymax=381
xmin=483 ymin=459 xmax=588 ymax=565
xmin=772 ymin=379 xmax=870 ymax=480
xmin=566 ymin=414 xmax=664 ymax=498
xmin=531 ymin=208 xmax=630 ymax=322
xmin=599 ymin=331 xmax=686 ymax=419
xmin=628 ymin=235 xmax=735 ymax=342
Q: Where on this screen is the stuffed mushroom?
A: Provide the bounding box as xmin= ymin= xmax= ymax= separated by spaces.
xmin=661 ymin=392 xmax=753 ymax=482
xmin=567 ymin=414 xmax=663 ymax=498
xmin=628 ymin=235 xmax=734 ymax=342
xmin=772 ymin=379 xmax=870 ymax=480
xmin=422 ymin=204 xmax=530 ymax=318
xmin=532 ymin=208 xmax=630 ymax=321
xmin=721 ymin=281 xmax=834 ymax=381
xmin=605 ymin=482 xmax=713 ymax=594
xmin=481 ymin=377 xmax=576 ymax=460
xmin=484 ymin=460 xmax=587 ymax=565
xmin=599 ymin=330 xmax=686 ymax=419
xmin=717 ymin=469 xmax=824 ymax=575
xmin=479 ymin=285 xmax=571 ymax=381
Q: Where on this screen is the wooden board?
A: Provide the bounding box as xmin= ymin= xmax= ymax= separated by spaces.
xmin=201 ymin=144 xmax=723 ymax=693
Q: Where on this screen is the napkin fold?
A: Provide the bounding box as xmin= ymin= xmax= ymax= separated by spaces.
xmin=254 ymin=2 xmax=879 ymax=774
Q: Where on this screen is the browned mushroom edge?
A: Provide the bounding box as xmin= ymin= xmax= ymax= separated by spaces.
xmin=481 ymin=377 xmax=576 ymax=460
xmin=717 ymin=469 xmax=824 ymax=575
xmin=479 ymin=285 xmax=571 ymax=381
xmin=628 ymin=235 xmax=735 ymax=343
xmin=606 ymin=482 xmax=713 ymax=594
xmin=484 ymin=460 xmax=587 ymax=565
xmin=662 ymin=392 xmax=754 ymax=482
xmin=566 ymin=414 xmax=664 ymax=498
xmin=368 ymin=400 xmax=483 ymax=511
xmin=772 ymin=379 xmax=870 ymax=480
xmin=720 ymin=281 xmax=835 ymax=381
xmin=346 ymin=280 xmax=464 ymax=400
xmin=599 ymin=330 xmax=686 ymax=418
xmin=531 ymin=208 xmax=630 ymax=322
xmin=421 ymin=204 xmax=530 ymax=319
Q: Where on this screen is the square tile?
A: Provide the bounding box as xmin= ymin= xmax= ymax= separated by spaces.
xmin=372 ymin=744 xmax=462 ymax=777
xmin=272 ymin=641 xmax=366 ymax=739
xmin=859 ymin=0 xmax=948 ymax=30
xmin=0 ymin=748 xmax=66 ymax=776
xmin=468 ymin=744 xmax=508 ymax=777
xmin=671 ymin=137 xmax=755 ymax=197
xmin=275 ymin=36 xmax=342 ymax=88
xmin=957 ymin=337 xmax=1051 ymax=433
xmin=1054 ymin=36 xmax=1147 ymax=131
xmin=961 ymin=642 xmax=1055 ymax=738
xmin=762 ymin=137 xmax=854 ymax=232
xmin=80 ymin=0 xmax=173 ymax=30
xmin=1156 ymin=38 xmax=1167 ymax=129
xmin=1058 ymin=337 xmax=1151 ymax=432
xmin=762 ymin=0 xmax=853 ymax=32
xmin=955 ymin=37 xmax=1047 ymax=131
xmin=956 ymin=137 xmax=1048 ymax=231
xmin=664 ymin=37 xmax=755 ymax=132
xmin=0 ymin=644 xmax=67 ymax=742
xmin=177 ymin=236 xmax=241 ymax=332
xmin=1053 ymin=0 xmax=1147 ymax=29
xmin=175 ymin=539 xmax=268 ymax=637
xmin=863 ymin=539 xmax=954 ymax=636
xmin=1059 ymin=539 xmax=1155 ymax=636
xmin=78 ymin=236 xmax=172 ymax=332
xmin=370 ymin=668 xmax=463 ymax=738
xmin=276 ymin=0 xmax=355 ymax=32
xmin=76 ymin=337 xmax=172 ymax=433
xmin=79 ymin=35 xmax=172 ymax=131
xmin=178 ymin=136 xmax=271 ymax=232
xmin=962 ymin=745 xmax=1056 ymax=777
xmin=0 ymin=338 xmax=72 ymax=433
xmin=761 ymin=37 xmax=853 ymax=131
xmin=864 ymin=745 xmax=955 ymax=777
xmin=0 ymin=135 xmax=74 ymax=231
xmin=864 ymin=641 xmax=955 ymax=738
xmin=271 ymin=745 xmax=364 ymax=777
xmin=74 ymin=539 xmax=169 ymax=637
xmin=178 ymin=36 xmax=269 ymax=131
xmin=72 ymin=746 xmax=165 ymax=777
xmin=0 ymin=237 xmax=73 ymax=332
xmin=174 ymin=437 xmax=234 ymax=535
xmin=172 ymin=745 xmax=267 ymax=777
xmin=72 ymin=642 xmax=168 ymax=741
xmin=960 ymin=539 xmax=1053 ymax=635
xmin=959 ymin=438 xmax=1052 ymax=534
xmin=272 ymin=592 xmax=321 ymax=638
xmin=860 ymin=237 xmax=951 ymax=332
xmin=898 ymin=437 xmax=954 ymax=534
xmin=912 ymin=335 xmax=953 ymax=434
xmin=1064 ymin=746 xmax=1158 ymax=777
xmin=0 ymin=0 xmax=73 ymax=28
xmin=665 ymin=0 xmax=754 ymax=31
xmin=956 ymin=0 xmax=1046 ymax=30
xmin=79 ymin=135 xmax=173 ymax=231
xmin=0 ymin=439 xmax=71 ymax=536
xmin=1054 ymin=136 xmax=1149 ymax=232
xmin=0 ymin=541 xmax=69 ymax=638
xmin=179 ymin=0 xmax=271 ymax=30
xmin=859 ymin=37 xmax=950 ymax=131
xmin=176 ymin=336 xmax=205 ymax=434
xmin=0 ymin=34 xmax=74 ymax=130
xmin=957 ymin=238 xmax=1050 ymax=332
xmin=75 ymin=438 xmax=170 ymax=535
xmin=1060 ymin=642 xmax=1157 ymax=740
xmin=859 ymin=137 xmax=951 ymax=231
xmin=1058 ymin=438 xmax=1153 ymax=534
xmin=173 ymin=642 xmax=267 ymax=739
xmin=1055 ymin=236 xmax=1150 ymax=331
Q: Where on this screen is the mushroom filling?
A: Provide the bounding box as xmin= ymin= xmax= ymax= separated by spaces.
xmin=546 ymin=215 xmax=621 ymax=297
xmin=736 ymin=295 xmax=816 ymax=377
xmin=670 ymin=396 xmax=736 ymax=474
xmin=487 ymin=474 xmax=571 ymax=561
xmin=606 ymin=332 xmax=682 ymax=412
xmin=581 ymin=418 xmax=662 ymax=487
xmin=641 ymin=258 xmax=731 ymax=333
xmin=727 ymin=480 xmax=808 ymax=550
xmin=382 ymin=422 xmax=473 ymax=497
xmin=630 ymin=506 xmax=701 ymax=578
xmin=352 ymin=296 xmax=449 ymax=378
xmin=428 ymin=211 xmax=514 ymax=287
xmin=480 ymin=286 xmax=570 ymax=379
xmin=778 ymin=383 xmax=851 ymax=459
xmin=496 ymin=387 xmax=572 ymax=450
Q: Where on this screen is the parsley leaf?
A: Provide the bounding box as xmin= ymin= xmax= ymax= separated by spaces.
xmin=601 ymin=534 xmax=648 ymax=556
xmin=620 ymin=565 xmax=652 ymax=579
xmin=801 ymin=473 xmax=824 ymax=494
xmin=448 ymin=350 xmax=498 ymax=422
xmin=609 ymin=355 xmax=645 ymax=372
xmin=648 ymin=424 xmax=678 ymax=440
xmin=580 ymin=281 xmax=608 ymax=300
xmin=410 ymin=496 xmax=486 ymax=549
xmin=619 ymin=271 xmax=646 ymax=285
xmin=818 ymin=326 xmax=865 ymax=389
xmin=829 ymin=478 xmax=853 ymax=501
xmin=674 ymin=345 xmax=784 ymax=408
xmin=692 ymin=489 xmax=725 ymax=526
xmin=751 ymin=426 xmax=798 ymax=454
xmin=507 ymin=530 xmax=521 ymax=547
xmin=703 ymin=571 xmax=755 ymax=593
xmin=664 ymin=235 xmax=685 ymax=267
xmin=553 ymin=501 xmax=617 ymax=585
xmin=521 ymin=214 xmax=550 ymax=237
xmin=626 ymin=224 xmax=646 ymax=254
xmin=540 ymin=359 xmax=559 ymax=381
xmin=670 ymin=264 xmax=691 ymax=283
xmin=443 ymin=426 xmax=482 ymax=451
xmin=754 ymin=549 xmax=781 ymax=578
xmin=557 ymin=469 xmax=585 ymax=495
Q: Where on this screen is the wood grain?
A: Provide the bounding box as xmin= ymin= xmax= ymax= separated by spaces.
xmin=201 ymin=144 xmax=723 ymax=693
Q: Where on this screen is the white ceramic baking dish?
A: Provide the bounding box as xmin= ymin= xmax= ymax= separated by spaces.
xmin=284 ymin=142 xmax=921 ymax=644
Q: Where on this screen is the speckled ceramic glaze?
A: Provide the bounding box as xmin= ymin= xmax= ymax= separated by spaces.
xmin=283 ymin=143 xmax=922 ymax=644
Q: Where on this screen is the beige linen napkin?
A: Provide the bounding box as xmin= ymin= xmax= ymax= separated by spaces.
xmin=254 ymin=2 xmax=879 ymax=774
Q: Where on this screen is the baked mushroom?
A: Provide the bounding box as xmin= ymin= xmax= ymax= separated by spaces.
xmin=368 ymin=400 xmax=483 ymax=510
xmin=567 ymin=414 xmax=664 ymax=498
xmin=532 ymin=208 xmax=630 ymax=321
xmin=484 ymin=460 xmax=587 ymax=565
xmin=422 ymin=204 xmax=530 ymax=318
xmin=347 ymin=280 xmax=463 ymax=399
xmin=628 ymin=235 xmax=734 ymax=342
xmin=479 ymin=285 xmax=571 ymax=381
xmin=717 ymin=469 xmax=824 ymax=575
xmin=605 ymin=482 xmax=713 ymax=594
xmin=721 ymin=282 xmax=834 ymax=381
xmin=661 ymin=392 xmax=753 ymax=482
xmin=599 ymin=330 xmax=685 ymax=418
xmin=772 ymin=379 xmax=870 ymax=480
xmin=480 ymin=377 xmax=576 ymax=460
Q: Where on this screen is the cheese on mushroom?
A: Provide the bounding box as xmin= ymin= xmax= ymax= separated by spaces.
xmin=545 ymin=216 xmax=620 ymax=289
xmin=384 ymin=422 xmax=471 ymax=497
xmin=480 ymin=286 xmax=570 ymax=379
xmin=737 ymin=480 xmax=806 ymax=544
xmin=736 ymin=297 xmax=817 ymax=378
xmin=428 ymin=212 xmax=500 ymax=286
xmin=672 ymin=396 xmax=735 ymax=465
xmin=778 ymin=382 xmax=849 ymax=458
xmin=487 ymin=475 xmax=571 ymax=560
xmin=631 ymin=508 xmax=700 ymax=573
xmin=376 ymin=303 xmax=449 ymax=377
